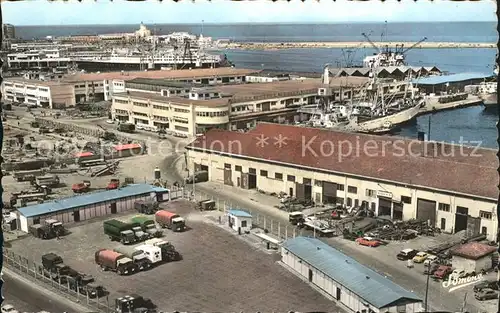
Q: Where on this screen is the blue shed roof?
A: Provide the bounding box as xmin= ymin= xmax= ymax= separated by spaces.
xmin=282 ymin=237 xmax=422 ymax=309
xmin=228 ymin=209 xmax=252 ymax=218
xmin=18 ymin=184 xmax=168 ymax=218
xmin=412 ymin=72 xmax=494 ymax=85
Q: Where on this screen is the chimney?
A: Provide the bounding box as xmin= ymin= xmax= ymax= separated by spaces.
xmin=323 ymin=65 xmax=330 ymax=85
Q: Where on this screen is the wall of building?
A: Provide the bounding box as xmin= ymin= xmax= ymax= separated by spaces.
xmin=19 ymin=193 xmax=155 ymax=232
xmin=281 ymin=248 xmax=422 ymax=313
xmin=187 ymin=150 xmax=498 ymax=241
xmin=2 ymin=80 xmax=76 ymax=109
xmin=452 ymin=255 xmax=492 ymax=273
xmin=111 ymin=95 xmax=229 ymax=135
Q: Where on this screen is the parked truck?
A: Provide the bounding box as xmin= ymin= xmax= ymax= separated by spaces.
xmin=130 ymin=216 xmax=163 ymax=238
xmin=155 ymin=210 xmax=186 ymax=232
xmin=117 ymin=123 xmax=136 ymax=133
xmin=185 ymin=170 xmax=209 ymax=184
xmin=34 ymin=175 xmax=60 ymax=187
xmin=134 ymin=244 xmax=163 ymax=266
xmin=29 ymin=219 xmax=65 ymax=239
xmin=103 ymin=219 xmax=137 ymax=244
xmin=134 ymin=200 xmax=159 ymax=214
xmin=94 ymin=249 xmax=138 ymax=275
xmin=145 ymin=238 xmax=182 ymax=262
xmin=113 ymin=245 xmax=151 ymax=271
xmin=39 ymin=253 xmax=72 ymax=282
xmin=72 ymin=180 xmax=91 ymax=193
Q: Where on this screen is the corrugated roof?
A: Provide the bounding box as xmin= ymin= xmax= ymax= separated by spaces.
xmin=413 ymin=72 xmax=495 ymax=85
xmin=18 ymin=184 xmax=168 ymax=218
xmin=114 ymin=143 xmax=142 ymax=151
xmin=282 ymin=237 xmax=422 ymax=308
xmin=186 ymin=123 xmax=498 ymax=200
xmin=228 ymin=209 xmax=252 ymax=218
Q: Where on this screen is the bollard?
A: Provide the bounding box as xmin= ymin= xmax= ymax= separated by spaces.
xmin=238 ymin=227 xmax=241 ymax=235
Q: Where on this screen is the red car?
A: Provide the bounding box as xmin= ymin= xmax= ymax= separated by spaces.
xmin=433 ymin=266 xmax=452 ymax=279
xmin=355 ymin=237 xmax=381 ymax=247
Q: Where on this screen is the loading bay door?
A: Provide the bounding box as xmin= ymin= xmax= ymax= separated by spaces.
xmin=378 ymin=198 xmax=392 ymax=217
xmin=416 ymin=198 xmax=437 ymax=226
xmin=223 ymin=169 xmax=232 ymax=186
xmin=455 ymin=206 xmax=469 ymax=233
xmin=322 ymin=182 xmax=337 ymax=204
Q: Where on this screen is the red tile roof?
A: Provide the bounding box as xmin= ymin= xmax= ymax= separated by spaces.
xmin=74 ymin=151 xmax=94 ymax=158
xmin=114 ymin=143 xmax=142 ymax=151
xmin=451 ymin=242 xmax=497 ymax=260
xmin=187 ymin=123 xmax=498 ymax=200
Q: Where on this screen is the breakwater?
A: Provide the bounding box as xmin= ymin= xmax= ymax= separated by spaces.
xmin=223 ymin=41 xmax=496 ymax=50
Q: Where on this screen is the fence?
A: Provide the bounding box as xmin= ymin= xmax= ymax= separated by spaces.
xmin=188 ymin=189 xmax=302 ymax=241
xmin=4 ymin=249 xmax=111 ymax=313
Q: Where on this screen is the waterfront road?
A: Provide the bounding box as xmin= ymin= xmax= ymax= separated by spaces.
xmin=2 ymin=269 xmax=95 ymax=312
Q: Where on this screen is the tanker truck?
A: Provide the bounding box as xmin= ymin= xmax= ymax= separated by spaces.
xmin=103 ymin=219 xmax=137 ymax=244
xmin=94 ymin=249 xmax=138 ymax=275
xmin=145 ymin=238 xmax=182 ymax=262
xmin=113 ymin=245 xmax=151 ymax=271
xmin=130 ymin=216 xmax=163 ymax=238
xmin=155 ymin=210 xmax=186 ymax=232
xmin=134 ymin=244 xmax=163 ymax=266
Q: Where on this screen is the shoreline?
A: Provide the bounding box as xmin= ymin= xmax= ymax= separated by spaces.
xmin=222 ymin=41 xmax=496 ymax=50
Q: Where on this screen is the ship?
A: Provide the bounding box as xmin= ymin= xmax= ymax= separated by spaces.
xmin=299 ymin=65 xmax=424 ymax=133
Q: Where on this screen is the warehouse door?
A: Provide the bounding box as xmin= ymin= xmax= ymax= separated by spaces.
xmin=303 ymin=178 xmax=312 ymax=201
xmin=455 ymin=206 xmax=469 ymax=233
xmin=295 ymin=183 xmax=306 ymax=201
xmin=416 ymin=198 xmax=437 ymax=226
xmin=378 ymin=198 xmax=392 ymax=217
xmin=223 ymin=169 xmax=232 ymax=186
xmin=73 ymin=210 xmax=80 ymax=222
xmin=393 ymin=202 xmax=403 ymax=220
xmin=110 ymin=202 xmax=117 ymax=214
xmin=240 ymin=172 xmax=249 ymax=189
xmin=308 ymin=269 xmax=313 ymax=282
xmin=200 ymin=165 xmax=208 ymax=172
xmin=248 ymin=168 xmax=257 ymax=189
xmin=322 ymin=182 xmax=337 ymax=204
xmin=194 ymin=163 xmax=202 ymax=172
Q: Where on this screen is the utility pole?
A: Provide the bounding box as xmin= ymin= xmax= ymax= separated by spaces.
xmin=424 ymin=263 xmax=430 ymax=312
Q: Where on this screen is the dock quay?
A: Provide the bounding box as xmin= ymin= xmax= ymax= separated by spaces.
xmin=223 ymin=41 xmax=496 ymax=50
xmin=419 ymin=95 xmax=483 ymax=115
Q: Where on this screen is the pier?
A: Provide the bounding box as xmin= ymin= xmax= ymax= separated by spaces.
xmin=223 ymin=41 xmax=496 ymax=50
xmin=419 ymin=95 xmax=483 ymax=115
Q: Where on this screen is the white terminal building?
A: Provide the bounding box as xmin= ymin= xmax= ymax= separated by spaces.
xmin=185 ymin=123 xmax=498 ymax=241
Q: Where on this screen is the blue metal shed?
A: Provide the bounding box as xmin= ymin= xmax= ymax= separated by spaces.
xmin=282 ymin=237 xmax=422 ymax=310
xmin=18 ymin=184 xmax=168 ymax=218
xmin=412 ymin=72 xmax=494 ymax=85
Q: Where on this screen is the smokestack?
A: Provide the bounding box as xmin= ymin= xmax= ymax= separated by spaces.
xmin=323 ymin=65 xmax=330 ymax=85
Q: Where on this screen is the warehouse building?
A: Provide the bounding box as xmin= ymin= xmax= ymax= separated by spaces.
xmin=185 ymin=123 xmax=499 ymax=241
xmin=450 ymin=242 xmax=497 ymax=273
xmin=281 ymin=237 xmax=423 ymax=313
xmin=111 ymin=76 xmax=368 ymax=136
xmin=16 ymin=184 xmax=169 ymax=232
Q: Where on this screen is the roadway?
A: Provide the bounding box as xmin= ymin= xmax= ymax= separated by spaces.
xmin=2 ymin=270 xmax=93 ymax=312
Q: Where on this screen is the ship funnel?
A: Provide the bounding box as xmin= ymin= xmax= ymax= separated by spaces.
xmin=323 ymin=65 xmax=330 ymax=85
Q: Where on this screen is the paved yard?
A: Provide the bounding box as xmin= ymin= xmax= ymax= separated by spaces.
xmin=8 ymin=200 xmax=342 ymax=312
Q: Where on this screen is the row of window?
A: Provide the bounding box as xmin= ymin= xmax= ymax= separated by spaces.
xmin=152 ymin=105 xmax=169 ymax=110
xmin=174 ymin=108 xmax=190 ymax=113
xmin=133 ymin=111 xmax=148 ymax=117
xmin=114 ymin=98 xmax=128 ymax=104
xmin=196 ymin=111 xmax=229 ymax=117
xmin=133 ymin=101 xmax=148 ymax=107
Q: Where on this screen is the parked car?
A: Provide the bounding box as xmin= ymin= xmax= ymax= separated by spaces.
xmin=433 ymin=265 xmax=452 ymax=280
xmin=397 ymin=249 xmax=418 ymax=261
xmin=423 ymin=255 xmax=438 ymax=266
xmin=475 ymin=288 xmax=498 ymax=301
xmin=474 ymin=280 xmax=498 ymax=292
xmin=412 ymin=252 xmax=428 ymax=263
xmin=355 ymin=237 xmax=381 ymax=247
xmin=1 ymin=304 xmax=18 ymax=313
xmin=451 ymin=269 xmax=467 ymax=278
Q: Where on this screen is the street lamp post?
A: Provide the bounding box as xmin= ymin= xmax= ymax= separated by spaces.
xmin=424 ymin=263 xmax=430 ymax=312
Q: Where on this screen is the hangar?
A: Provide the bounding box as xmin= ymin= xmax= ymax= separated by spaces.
xmin=186 ymin=123 xmax=498 ymax=241
xmin=281 ymin=237 xmax=423 ymax=313
xmin=16 ymin=184 xmax=171 ymax=232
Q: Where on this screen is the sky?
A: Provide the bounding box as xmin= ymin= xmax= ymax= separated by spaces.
xmin=2 ymin=0 xmax=497 ymax=26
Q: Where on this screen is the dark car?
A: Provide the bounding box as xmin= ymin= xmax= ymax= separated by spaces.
xmin=423 ymin=264 xmax=440 ymax=275
xmin=475 ymin=288 xmax=498 ymax=301
xmin=397 ymin=249 xmax=418 ymax=261
xmin=474 ymin=280 xmax=498 ymax=292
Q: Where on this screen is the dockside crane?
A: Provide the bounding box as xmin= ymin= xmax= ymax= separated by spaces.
xmin=361 ymin=32 xmax=381 ymax=54
xmin=396 ymin=36 xmax=428 ymax=55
